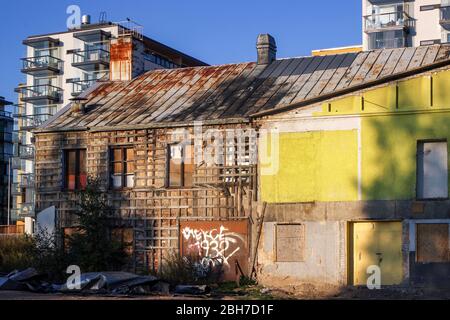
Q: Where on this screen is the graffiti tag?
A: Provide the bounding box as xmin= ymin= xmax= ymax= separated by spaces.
xmin=181 ymin=225 xmax=244 ymax=269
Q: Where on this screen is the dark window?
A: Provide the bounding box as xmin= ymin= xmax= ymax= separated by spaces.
xmin=167 ymin=143 xmax=194 ymax=187
xmin=110 ymin=147 xmax=135 ymax=189
xmin=420 ymin=5 xmax=440 ymax=11
xmin=64 ymin=149 xmax=87 ymax=191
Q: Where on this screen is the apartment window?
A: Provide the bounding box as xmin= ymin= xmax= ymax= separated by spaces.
xmin=416 ymin=224 xmax=450 ymax=263
xmin=275 ymin=224 xmax=305 ymax=262
xmin=369 ymin=30 xmax=405 ymax=50
xmin=110 ymin=147 xmax=135 ymax=189
xmin=420 ymin=4 xmax=440 ymax=11
xmin=417 ymin=141 xmax=448 ymax=199
xmin=65 ymin=149 xmax=87 ymax=191
xmin=167 ymin=143 xmax=194 ymax=187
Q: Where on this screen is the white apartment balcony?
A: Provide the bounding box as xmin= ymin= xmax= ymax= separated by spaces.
xmin=11 ymin=203 xmax=35 ymax=217
xmin=16 ymin=114 xmax=52 ymax=131
xmin=21 ymin=55 xmax=63 ymax=76
xmin=16 ymin=84 xmax=62 ymax=106
xmin=13 ymin=174 xmax=35 ymax=190
xmin=72 ymin=48 xmax=110 ymax=72
xmin=15 ymin=144 xmax=35 ymax=160
xmin=364 ymin=11 xmax=413 ymax=33
xmin=68 ymin=78 xmax=98 ymax=96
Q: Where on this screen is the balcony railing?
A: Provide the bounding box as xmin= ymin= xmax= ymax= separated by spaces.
xmin=16 ymin=144 xmax=35 ymax=160
xmin=71 ymin=78 xmax=108 ymax=97
xmin=13 ymin=104 xmax=25 ymax=117
xmin=11 ymin=203 xmax=35 ymax=217
xmin=18 ymin=114 xmax=52 ymax=130
xmin=364 ymin=11 xmax=413 ymax=33
xmin=16 ymin=84 xmax=62 ymax=104
xmin=72 ymin=49 xmax=110 ymax=64
xmin=440 ymin=6 xmax=450 ymax=25
xmin=21 ymin=55 xmax=63 ymax=75
xmin=17 ymin=173 xmax=35 ymax=188
xmin=0 ymin=110 xmax=12 ymax=118
xmin=10 ymin=157 xmax=25 ymax=170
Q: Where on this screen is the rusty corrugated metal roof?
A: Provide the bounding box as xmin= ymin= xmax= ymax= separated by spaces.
xmin=42 ymin=45 xmax=450 ymax=131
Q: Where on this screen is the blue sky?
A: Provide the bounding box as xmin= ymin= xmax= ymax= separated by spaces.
xmin=0 ymin=0 xmax=361 ymax=103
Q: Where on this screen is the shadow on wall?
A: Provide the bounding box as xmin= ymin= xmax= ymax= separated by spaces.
xmin=348 ymin=74 xmax=450 ymax=289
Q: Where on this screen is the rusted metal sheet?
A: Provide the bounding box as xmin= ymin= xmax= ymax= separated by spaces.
xmin=245 ymin=59 xmax=301 ymax=113
xmin=291 ymin=54 xmax=338 ymax=104
xmin=417 ymin=224 xmax=449 ymax=263
xmin=349 ymin=50 xmax=381 ymax=86
xmin=275 ymin=56 xmax=324 ymax=107
xmin=40 ymin=45 xmax=450 ymax=131
xmin=173 ymin=64 xmax=246 ymax=121
xmin=242 ymin=59 xmax=294 ymax=115
xmin=408 ymin=46 xmax=428 ymax=69
xmin=364 ymin=48 xmax=394 ymax=81
xmin=320 ymin=53 xmax=357 ymax=95
xmin=393 ymin=47 xmax=416 ymax=74
xmin=110 ymin=37 xmax=134 ymax=81
xmin=179 ymin=220 xmax=249 ymax=281
xmin=334 ymin=51 xmax=370 ymax=91
xmin=306 ymin=54 xmax=346 ymax=99
xmin=422 ymin=45 xmax=440 ymax=65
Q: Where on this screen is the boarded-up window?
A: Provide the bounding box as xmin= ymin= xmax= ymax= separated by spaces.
xmin=417 ymin=141 xmax=448 ymax=199
xmin=417 ymin=224 xmax=450 ymax=263
xmin=110 ymin=147 xmax=135 ymax=189
xmin=276 ymin=224 xmax=305 ymax=262
xmin=167 ymin=143 xmax=194 ymax=187
xmin=64 ymin=149 xmax=87 ymax=191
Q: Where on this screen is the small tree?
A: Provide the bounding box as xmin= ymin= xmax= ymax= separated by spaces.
xmin=67 ymin=178 xmax=128 ymax=271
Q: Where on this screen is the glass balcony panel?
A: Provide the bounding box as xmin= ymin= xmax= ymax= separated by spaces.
xmin=17 ymin=85 xmax=62 ymax=103
xmin=364 ymin=11 xmax=412 ymax=32
xmin=72 ymin=49 xmax=110 ymax=64
xmin=22 ymin=55 xmax=62 ymax=71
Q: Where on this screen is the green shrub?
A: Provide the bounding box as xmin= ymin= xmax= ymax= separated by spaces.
xmin=157 ymin=251 xmax=223 ymax=285
xmin=0 ymin=231 xmax=67 ymax=281
xmin=66 ymin=178 xmax=128 ymax=272
xmin=0 ymin=235 xmax=35 ymax=273
xmin=0 ymin=179 xmax=128 ymax=279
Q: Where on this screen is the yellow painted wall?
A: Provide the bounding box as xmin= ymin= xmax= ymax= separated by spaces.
xmin=353 ymin=222 xmax=403 ymax=286
xmin=260 ymin=130 xmax=358 ymax=203
xmin=312 ymin=46 xmax=362 ymax=56
xmin=261 ymin=69 xmax=450 ymax=203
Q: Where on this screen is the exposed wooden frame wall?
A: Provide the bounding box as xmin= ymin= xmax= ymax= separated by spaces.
xmin=34 ymin=123 xmax=257 ymax=272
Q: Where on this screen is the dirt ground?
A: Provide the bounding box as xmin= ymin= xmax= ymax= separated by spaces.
xmin=1 ymin=285 xmax=450 ymax=300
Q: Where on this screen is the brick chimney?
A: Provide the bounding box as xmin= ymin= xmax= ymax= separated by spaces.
xmin=256 ymin=34 xmax=277 ymax=65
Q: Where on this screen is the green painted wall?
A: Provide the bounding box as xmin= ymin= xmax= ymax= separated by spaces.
xmin=362 ymin=112 xmax=450 ymax=200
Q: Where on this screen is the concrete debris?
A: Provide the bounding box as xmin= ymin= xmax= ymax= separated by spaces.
xmin=260 ymin=287 xmax=270 ymax=294
xmin=56 ymin=272 xmax=161 ymax=294
xmin=174 ymin=285 xmax=211 ymax=295
xmin=0 ymin=268 xmax=49 ymax=292
xmin=0 ymin=269 xmax=211 ymax=296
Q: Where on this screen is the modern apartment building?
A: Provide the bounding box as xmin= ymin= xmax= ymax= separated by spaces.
xmin=12 ymin=15 xmax=208 ymax=221
xmin=0 ymin=97 xmax=13 ymax=225
xmin=363 ymin=0 xmax=450 ymax=50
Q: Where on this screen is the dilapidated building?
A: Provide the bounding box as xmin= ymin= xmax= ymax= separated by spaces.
xmin=33 ymin=35 xmax=450 ymax=288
